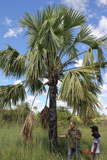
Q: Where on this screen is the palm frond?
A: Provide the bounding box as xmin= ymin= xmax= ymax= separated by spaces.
xmin=0 ymin=45 xmax=27 ymax=78
xmin=40 ymin=105 xmax=49 ymax=129
xmin=63 ymin=8 xmax=86 ymax=29
xmin=73 ymin=26 xmax=96 ymax=46
xmin=25 ymin=78 xmax=46 ymax=95
xmin=58 ymin=67 xmax=101 ymax=115
xmin=20 ymin=12 xmax=39 ymax=33
xmin=26 ymin=46 xmax=46 ymax=81
xmin=21 ymin=111 xmax=35 ymax=140
xmin=0 ymin=83 xmax=26 ymax=107
xmin=83 ymin=36 xmax=107 ymax=67
xmin=42 ymin=27 xmax=60 ymax=52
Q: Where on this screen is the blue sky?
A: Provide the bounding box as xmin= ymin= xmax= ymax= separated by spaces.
xmin=0 ymin=0 xmax=107 ymax=114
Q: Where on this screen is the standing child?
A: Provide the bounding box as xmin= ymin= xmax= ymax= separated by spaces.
xmin=90 ymin=126 xmax=101 ymax=160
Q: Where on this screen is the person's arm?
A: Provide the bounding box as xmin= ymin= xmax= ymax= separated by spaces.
xmin=58 ymin=131 xmax=69 ymax=138
xmin=58 ymin=135 xmax=67 ymax=138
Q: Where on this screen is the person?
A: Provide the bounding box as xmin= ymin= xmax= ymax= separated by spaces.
xmin=90 ymin=125 xmax=101 ymax=160
xmin=58 ymin=121 xmax=82 ymax=159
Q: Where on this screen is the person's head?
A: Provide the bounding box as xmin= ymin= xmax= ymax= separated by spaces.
xmin=90 ymin=125 xmax=98 ymax=134
xmin=70 ymin=121 xmax=76 ymax=129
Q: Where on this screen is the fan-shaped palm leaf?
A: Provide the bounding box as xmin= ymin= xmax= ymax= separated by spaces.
xmin=0 ymin=83 xmax=26 ymax=107
xmin=58 ymin=67 xmax=101 ymax=115
xmin=0 ymin=45 xmax=27 ymax=78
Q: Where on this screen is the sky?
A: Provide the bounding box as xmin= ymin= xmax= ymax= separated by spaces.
xmin=0 ymin=0 xmax=107 ymax=114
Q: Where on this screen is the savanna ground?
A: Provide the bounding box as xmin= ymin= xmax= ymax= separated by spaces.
xmin=0 ymin=124 xmax=106 ymax=160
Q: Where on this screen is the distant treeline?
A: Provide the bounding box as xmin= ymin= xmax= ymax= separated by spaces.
xmin=0 ymin=105 xmax=107 ymax=126
xmin=0 ymin=102 xmax=31 ymax=124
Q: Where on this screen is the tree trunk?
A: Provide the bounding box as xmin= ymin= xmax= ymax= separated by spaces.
xmin=49 ymin=85 xmax=57 ymax=152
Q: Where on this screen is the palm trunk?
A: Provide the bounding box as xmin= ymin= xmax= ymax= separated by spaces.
xmin=49 ymin=85 xmax=57 ymax=152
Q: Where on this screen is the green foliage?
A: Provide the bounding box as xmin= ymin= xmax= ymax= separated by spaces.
xmin=57 ymin=106 xmax=106 ymax=127
xmin=0 ymin=83 xmax=26 ymax=107
xmin=57 ymin=106 xmax=71 ymax=127
xmin=0 ymin=102 xmax=31 ymax=124
xmin=59 ymin=68 xmax=101 ymax=118
xmin=0 ymin=45 xmax=27 ymax=78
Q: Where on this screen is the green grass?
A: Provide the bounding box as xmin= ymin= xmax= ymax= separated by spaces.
xmin=0 ymin=124 xmax=106 ymax=160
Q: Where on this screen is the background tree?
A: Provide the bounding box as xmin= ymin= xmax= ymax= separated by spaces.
xmin=0 ymin=102 xmax=31 ymax=123
xmin=0 ymin=5 xmax=107 ymax=151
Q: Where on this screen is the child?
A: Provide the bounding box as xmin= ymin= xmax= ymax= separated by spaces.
xmin=90 ymin=126 xmax=101 ymax=160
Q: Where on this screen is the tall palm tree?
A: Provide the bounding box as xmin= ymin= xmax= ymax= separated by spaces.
xmin=0 ymin=5 xmax=107 ymax=151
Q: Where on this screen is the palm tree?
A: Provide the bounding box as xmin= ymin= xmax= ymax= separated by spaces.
xmin=0 ymin=5 xmax=107 ymax=151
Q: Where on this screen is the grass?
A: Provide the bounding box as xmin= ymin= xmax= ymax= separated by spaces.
xmin=0 ymin=124 xmax=106 ymax=160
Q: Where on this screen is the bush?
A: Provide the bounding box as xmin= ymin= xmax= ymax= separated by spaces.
xmin=0 ymin=102 xmax=31 ymax=124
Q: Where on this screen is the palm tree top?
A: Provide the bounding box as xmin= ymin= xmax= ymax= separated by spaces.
xmin=0 ymin=5 xmax=106 ymax=113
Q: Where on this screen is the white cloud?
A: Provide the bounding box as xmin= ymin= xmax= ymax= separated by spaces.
xmin=61 ymin=0 xmax=88 ymax=12
xmin=101 ymin=84 xmax=107 ymax=91
xmin=26 ymin=95 xmax=34 ymax=101
xmin=100 ymin=105 xmax=107 ymax=115
xmin=104 ymin=73 xmax=107 ymax=83
xmin=74 ymin=59 xmax=83 ymax=67
xmin=33 ymin=99 xmax=40 ymax=106
xmin=100 ymin=93 xmax=107 ymax=97
xmin=4 ymin=17 xmax=12 ymax=26
xmin=25 ymin=95 xmax=40 ymax=107
xmin=98 ymin=97 xmax=102 ymax=103
xmin=103 ymin=105 xmax=107 ymax=109
xmin=14 ymin=80 xmax=22 ymax=85
xmin=3 ymin=27 xmax=23 ymax=38
xmin=89 ymin=16 xmax=107 ymax=38
xmin=57 ymin=100 xmax=67 ymax=107
xmin=97 ymin=0 xmax=107 ymax=6
xmin=97 ymin=97 xmax=107 ymax=114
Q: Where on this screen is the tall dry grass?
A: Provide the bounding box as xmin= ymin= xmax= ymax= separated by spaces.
xmin=0 ymin=124 xmax=106 ymax=160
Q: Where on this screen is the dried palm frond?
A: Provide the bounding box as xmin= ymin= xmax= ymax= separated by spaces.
xmin=21 ymin=111 xmax=35 ymax=140
xmin=40 ymin=105 xmax=49 ymax=129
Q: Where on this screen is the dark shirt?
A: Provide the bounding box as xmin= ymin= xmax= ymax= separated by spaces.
xmin=66 ymin=128 xmax=82 ymax=148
